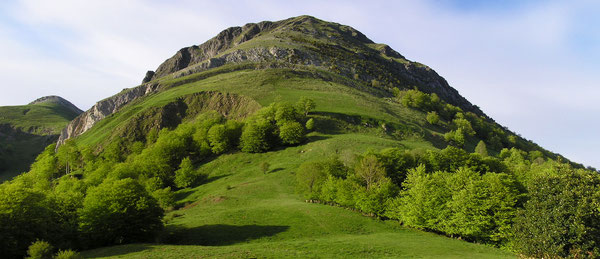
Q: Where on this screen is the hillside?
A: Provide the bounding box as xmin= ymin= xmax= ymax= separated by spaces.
xmin=1 ymin=16 xmax=597 ymax=259
xmin=0 ymin=96 xmax=82 ymax=181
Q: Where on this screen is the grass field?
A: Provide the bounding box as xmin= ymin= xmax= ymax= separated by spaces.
xmin=82 ymin=132 xmax=515 ymax=258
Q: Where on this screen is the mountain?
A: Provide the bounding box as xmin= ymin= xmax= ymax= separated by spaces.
xmin=2 ymin=16 xmax=593 ymax=258
xmin=58 ymin=15 xmax=489 ymax=148
xmin=0 ymin=96 xmax=82 ymax=181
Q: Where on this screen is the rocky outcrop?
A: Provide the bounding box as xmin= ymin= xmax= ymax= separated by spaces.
xmin=145 ymin=15 xmax=484 ymax=116
xmin=56 ymin=83 xmax=160 ymax=147
xmin=29 ymin=95 xmax=83 ymax=115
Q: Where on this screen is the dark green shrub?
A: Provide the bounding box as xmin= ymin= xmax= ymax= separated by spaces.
xmin=25 ymin=240 xmax=53 ymax=259
xmin=79 ymin=179 xmax=163 ymax=247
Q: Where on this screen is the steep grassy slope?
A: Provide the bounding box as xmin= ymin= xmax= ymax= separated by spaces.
xmin=0 ymin=97 xmax=81 ymax=181
xmin=83 ymin=131 xmax=514 ymax=258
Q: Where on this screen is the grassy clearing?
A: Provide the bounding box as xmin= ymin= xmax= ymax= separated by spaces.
xmin=82 ymin=132 xmax=514 ymax=258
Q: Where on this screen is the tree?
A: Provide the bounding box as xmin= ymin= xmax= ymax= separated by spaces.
xmin=174 ymin=157 xmax=197 ymax=188
xmin=474 ymin=140 xmax=488 ymax=157
xmin=512 ymin=166 xmax=600 ymax=258
xmin=0 ymin=183 xmax=59 ymax=258
xmin=25 ymin=240 xmax=53 ymax=259
xmin=296 ymin=162 xmax=327 ymax=199
xmin=240 ymin=119 xmax=275 ymax=153
xmin=279 ymin=121 xmax=304 ymax=145
xmin=305 ymin=118 xmax=315 ymax=131
xmin=426 ymin=111 xmax=440 ymax=125
xmin=296 ymin=97 xmax=316 ymax=116
xmin=399 ymin=165 xmax=452 ymax=231
xmin=207 ymin=124 xmax=229 ymax=154
xmin=355 ymin=155 xmax=385 ymax=191
xmin=79 ymin=179 xmax=163 ymax=247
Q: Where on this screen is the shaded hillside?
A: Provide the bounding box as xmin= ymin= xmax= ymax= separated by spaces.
xmin=0 ymin=96 xmax=81 ymax=181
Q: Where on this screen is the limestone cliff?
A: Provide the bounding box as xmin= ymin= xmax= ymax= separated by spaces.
xmin=56 ymin=83 xmax=159 ymax=146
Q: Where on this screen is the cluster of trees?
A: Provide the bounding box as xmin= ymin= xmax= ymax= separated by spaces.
xmin=296 ymin=145 xmax=600 ymax=257
xmin=396 ymin=88 xmax=566 ymax=163
xmin=0 ymin=98 xmax=316 ymax=258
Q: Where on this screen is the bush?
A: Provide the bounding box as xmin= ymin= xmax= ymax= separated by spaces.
xmin=305 ymin=118 xmax=315 ymax=131
xmin=79 ymin=179 xmax=163 ymax=247
xmin=474 ymin=140 xmax=488 ymax=157
xmin=426 ymin=111 xmax=440 ymax=125
xmin=296 ymin=97 xmax=316 ymax=116
xmin=512 ymin=166 xmax=600 ymax=258
xmin=25 ymin=240 xmax=53 ymax=259
xmin=240 ymin=119 xmax=276 ymax=153
xmin=174 ymin=157 xmax=198 ymax=188
xmin=296 ymin=162 xmax=327 ymax=199
xmin=207 ymin=124 xmax=229 ymax=154
xmin=0 ymin=184 xmax=59 ymax=258
xmin=279 ymin=121 xmax=304 ymax=145
xmin=54 ymin=249 xmax=82 ymax=259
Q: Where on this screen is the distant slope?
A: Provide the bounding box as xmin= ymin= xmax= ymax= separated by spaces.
xmin=0 ymin=96 xmax=81 ymax=181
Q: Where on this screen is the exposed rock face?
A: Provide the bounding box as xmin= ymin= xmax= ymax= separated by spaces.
xmin=146 ymin=15 xmax=484 ymax=116
xmin=142 ymin=70 xmax=155 ymax=84
xmin=57 ymin=15 xmax=487 ymax=146
xmin=29 ymin=95 xmax=83 ymax=115
xmin=56 ymin=83 xmax=160 ymax=147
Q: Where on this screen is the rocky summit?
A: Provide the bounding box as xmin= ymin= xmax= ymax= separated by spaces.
xmin=58 ymin=16 xmax=484 ymax=147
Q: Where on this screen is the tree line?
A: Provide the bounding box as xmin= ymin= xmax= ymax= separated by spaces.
xmin=0 ymin=98 xmax=315 ymax=258
xmin=296 ymin=145 xmax=600 ymax=258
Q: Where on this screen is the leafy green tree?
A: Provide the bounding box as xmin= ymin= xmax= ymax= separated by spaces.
xmin=426 ymin=111 xmax=440 ymax=125
xmin=354 ymin=155 xmax=385 ymax=191
xmin=512 ymin=166 xmax=600 ymax=258
xmin=151 ymin=187 xmax=176 ymax=210
xmin=398 ymin=165 xmax=452 ymax=231
xmin=444 ymin=128 xmax=465 ymax=147
xmin=0 ymin=183 xmax=61 ymax=259
xmin=25 ymin=240 xmax=53 ymax=259
xmin=207 ymin=124 xmax=229 ymax=154
xmin=240 ymin=118 xmax=276 ymax=153
xmin=296 ymin=97 xmax=316 ymax=116
xmin=446 ymin=170 xmax=522 ymax=244
xmin=305 ymin=118 xmax=315 ymax=131
xmin=375 ymin=148 xmax=415 ymax=186
xmin=354 ymin=177 xmax=398 ymax=217
xmin=279 ymin=121 xmax=304 ymax=145
xmin=474 ymin=140 xmax=488 ymax=157
xmin=296 ymin=161 xmax=327 ymax=199
xmin=174 ymin=157 xmax=197 ymax=188
xmin=79 ymin=179 xmax=163 ymax=247
xmin=275 ymin=102 xmax=301 ymax=124
xmin=452 ymin=114 xmax=475 ymax=136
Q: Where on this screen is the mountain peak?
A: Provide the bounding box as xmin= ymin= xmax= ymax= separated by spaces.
xmin=29 ymin=95 xmax=83 ymax=114
xmin=144 ymin=16 xmax=482 ymax=116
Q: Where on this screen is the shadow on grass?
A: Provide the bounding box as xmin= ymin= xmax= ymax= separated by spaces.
xmin=161 ymin=224 xmax=289 ymax=246
xmin=268 ymin=167 xmax=285 ymax=174
xmin=82 ymin=243 xmax=154 ymax=258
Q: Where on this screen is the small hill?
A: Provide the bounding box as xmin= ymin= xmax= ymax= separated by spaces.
xmin=0 ymin=96 xmax=82 ymax=181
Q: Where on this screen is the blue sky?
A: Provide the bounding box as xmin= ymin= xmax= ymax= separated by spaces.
xmin=0 ymin=0 xmax=598 ymax=169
